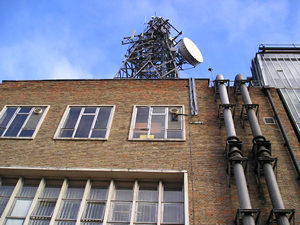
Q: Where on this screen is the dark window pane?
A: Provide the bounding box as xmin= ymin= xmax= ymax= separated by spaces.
xmin=84 ymin=107 xmax=97 ymax=113
xmin=59 ymin=200 xmax=81 ymax=219
xmin=74 ymin=115 xmax=94 ymax=138
xmin=136 ymin=107 xmax=149 ymax=123
xmin=167 ymin=130 xmax=183 ymax=139
xmin=19 ymin=185 xmax=38 ymax=197
xmin=63 ymin=108 xmax=81 ymax=129
xmin=42 ymin=186 xmax=61 ymax=199
xmin=115 ymin=188 xmax=133 ymax=201
xmin=138 ymin=189 xmax=158 ymax=201
xmin=0 ymin=128 xmax=4 ymax=136
xmin=55 ymin=222 xmax=76 ymax=225
xmin=91 ymin=129 xmax=106 ymax=138
xmin=94 ymin=107 xmax=112 ymax=129
xmin=19 ymin=129 xmax=35 ymax=137
xmin=30 ymin=220 xmax=50 ymax=225
xmin=0 ymin=107 xmax=17 ymax=128
xmin=60 ymin=129 xmax=74 ymax=138
xmin=89 ymin=187 xmax=108 ymax=200
xmin=83 ymin=203 xmax=105 ymax=220
xmin=19 ymin=107 xmax=32 ymax=113
xmin=163 ymin=185 xmax=183 ymax=202
xmin=66 ymin=187 xmax=84 ymax=199
xmin=0 ymin=198 xmax=9 ymax=216
xmin=32 ymin=201 xmax=56 ymax=217
xmin=4 ymin=114 xmax=28 ymax=137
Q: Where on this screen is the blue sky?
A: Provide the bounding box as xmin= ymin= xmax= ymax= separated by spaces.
xmin=0 ymin=0 xmax=299 ymax=82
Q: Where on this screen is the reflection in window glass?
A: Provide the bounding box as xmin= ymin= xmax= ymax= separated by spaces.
xmin=132 ymin=106 xmax=184 ymax=140
xmin=0 ymin=106 xmax=47 ymax=138
xmin=58 ymin=106 xmax=113 ymax=139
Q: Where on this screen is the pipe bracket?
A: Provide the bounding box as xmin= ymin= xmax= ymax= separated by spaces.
xmin=234 ymin=208 xmax=261 ymax=225
xmin=213 ymin=79 xmax=230 ymax=101
xmin=218 ymin=104 xmax=236 ymax=128
xmin=240 ymin=104 xmax=260 ymax=128
xmin=266 ymin=209 xmax=295 ymax=225
xmin=234 ymin=79 xmax=252 ymax=100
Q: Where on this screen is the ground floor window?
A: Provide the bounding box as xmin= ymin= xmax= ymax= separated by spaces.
xmin=0 ymin=169 xmax=188 ymax=225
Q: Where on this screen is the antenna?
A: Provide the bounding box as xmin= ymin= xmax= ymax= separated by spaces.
xmin=114 ymin=16 xmax=203 ymax=79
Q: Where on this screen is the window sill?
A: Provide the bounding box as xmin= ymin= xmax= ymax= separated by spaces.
xmin=53 ymin=137 xmax=108 ymax=141
xmin=0 ymin=137 xmax=34 ymax=140
xmin=128 ymin=138 xmax=186 ymax=142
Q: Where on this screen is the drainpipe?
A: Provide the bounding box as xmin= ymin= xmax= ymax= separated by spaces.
xmin=265 ymin=88 xmax=300 ymax=179
xmin=235 ymin=74 xmax=291 ymax=225
xmin=216 ymin=74 xmax=256 ymax=225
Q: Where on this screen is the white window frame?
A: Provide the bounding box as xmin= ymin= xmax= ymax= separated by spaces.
xmin=0 ymin=168 xmax=189 ymax=225
xmin=54 ymin=105 xmax=115 ymax=140
xmin=0 ymin=105 xmax=50 ymax=140
xmin=129 ymin=105 xmax=186 ymax=141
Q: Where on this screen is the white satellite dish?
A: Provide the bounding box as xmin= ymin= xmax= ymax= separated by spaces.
xmin=178 ymin=37 xmax=203 ymax=66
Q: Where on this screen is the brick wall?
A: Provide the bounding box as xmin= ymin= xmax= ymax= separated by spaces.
xmin=0 ymin=79 xmax=299 ymax=224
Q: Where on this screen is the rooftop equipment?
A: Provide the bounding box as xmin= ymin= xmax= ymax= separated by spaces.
xmin=114 ymin=16 xmax=203 ymax=79
xmin=215 ymin=75 xmax=259 ymax=225
xmin=235 ymin=74 xmax=295 ymax=225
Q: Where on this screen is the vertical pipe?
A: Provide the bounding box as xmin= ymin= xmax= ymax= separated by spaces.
xmin=216 ymin=74 xmax=255 ymax=225
xmin=266 ymin=89 xmax=300 ymax=179
xmin=235 ymin=74 xmax=290 ymax=225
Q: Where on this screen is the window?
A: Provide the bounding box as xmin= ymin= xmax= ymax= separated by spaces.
xmin=263 ymin=117 xmax=276 ymax=125
xmin=54 ymin=106 xmax=115 ymax=140
xmin=0 ymin=170 xmax=188 ymax=225
xmin=129 ymin=106 xmax=185 ymax=140
xmin=0 ymin=106 xmax=49 ymax=139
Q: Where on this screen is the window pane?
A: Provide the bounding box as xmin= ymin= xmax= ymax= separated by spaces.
xmin=30 ymin=220 xmax=50 ymax=225
xmin=110 ymin=202 xmax=131 ymax=222
xmin=10 ymin=199 xmax=32 ymax=217
xmin=83 ymin=203 xmax=105 ymax=220
xmin=163 ymin=185 xmax=183 ymax=202
xmin=115 ymin=188 xmax=133 ymax=201
xmin=4 ymin=114 xmax=28 ymax=137
xmin=91 ymin=129 xmax=106 ymax=138
xmin=0 ymin=107 xmax=17 ymax=129
xmin=138 ymin=189 xmax=157 ymax=202
xmin=58 ymin=200 xmax=80 ymax=219
xmin=66 ymin=187 xmax=84 ymax=199
xmin=82 ymin=223 xmax=102 ymax=225
xmin=167 ymin=130 xmax=183 ymax=139
xmin=133 ymin=107 xmax=149 ymax=139
xmin=42 ymin=186 xmax=61 ymax=199
xmin=0 ymin=184 xmax=15 ymax=196
xmin=168 ymin=107 xmax=181 ymax=130
xmin=135 ymin=202 xmax=157 ymax=222
xmin=23 ymin=108 xmax=45 ymax=130
xmin=19 ymin=130 xmax=35 ymax=137
xmin=0 ymin=198 xmax=9 ymax=215
xmin=19 ymin=107 xmax=32 ymax=113
xmin=6 ymin=219 xmax=24 ymax=225
xmin=32 ymin=200 xmax=56 ymax=217
xmin=94 ymin=107 xmax=112 ymax=129
xmin=162 ymin=203 xmax=184 ymax=223
xmin=84 ymin=107 xmax=97 ymax=114
xmin=63 ymin=108 xmax=81 ymax=129
xmin=60 ymin=129 xmax=74 ymax=138
xmin=150 ymin=115 xmax=165 ymax=139
xmin=55 ymin=222 xmax=76 ymax=225
xmin=89 ymin=187 xmax=108 ymax=200
xmin=152 ymin=107 xmax=165 ymax=113
xmin=74 ymin=115 xmax=94 ymax=138
xmin=19 ymin=186 xmax=38 ymax=197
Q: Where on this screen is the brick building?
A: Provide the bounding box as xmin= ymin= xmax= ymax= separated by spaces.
xmin=0 ymin=72 xmax=299 ymax=224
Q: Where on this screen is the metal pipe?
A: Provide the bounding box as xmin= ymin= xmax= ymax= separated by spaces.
xmin=235 ymin=74 xmax=290 ymax=225
xmin=216 ymin=74 xmax=255 ymax=225
xmin=265 ymin=88 xmax=300 ymax=179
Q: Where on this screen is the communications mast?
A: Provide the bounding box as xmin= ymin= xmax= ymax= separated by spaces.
xmin=114 ymin=16 xmax=203 ymax=79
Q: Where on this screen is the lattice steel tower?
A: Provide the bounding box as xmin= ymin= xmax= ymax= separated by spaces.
xmin=114 ymin=16 xmax=203 ymax=79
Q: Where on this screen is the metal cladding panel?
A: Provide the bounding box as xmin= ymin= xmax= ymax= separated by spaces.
xmin=257 ymin=53 xmax=300 ymax=88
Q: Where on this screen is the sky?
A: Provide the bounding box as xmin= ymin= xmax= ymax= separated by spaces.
xmin=0 ymin=0 xmax=300 ymax=82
